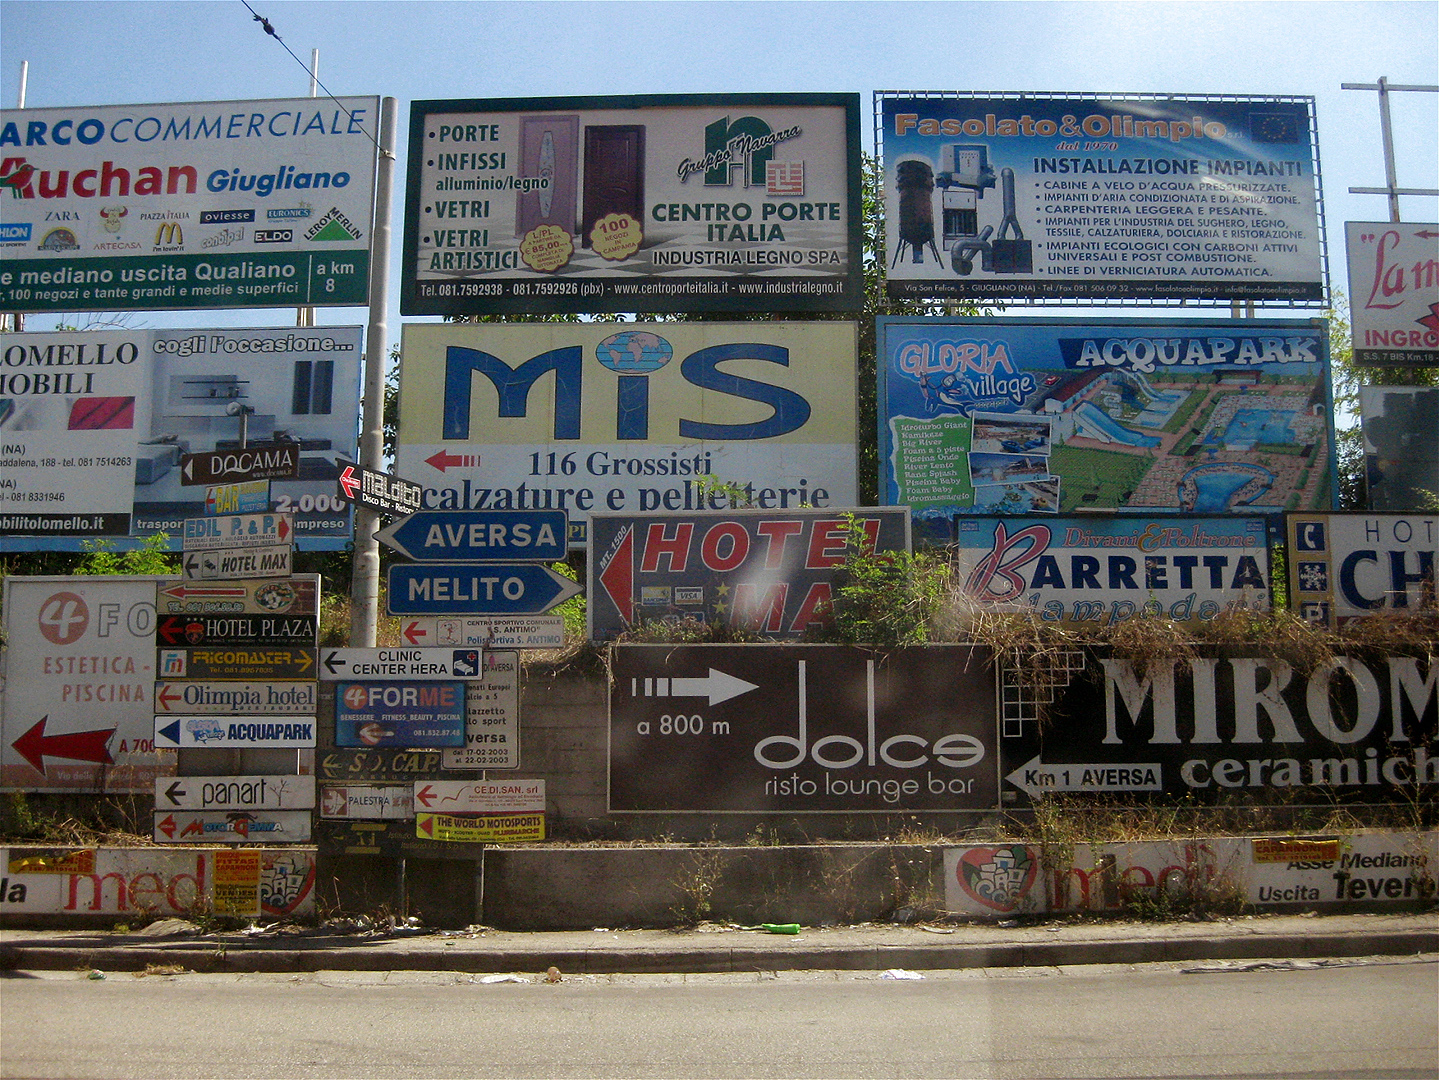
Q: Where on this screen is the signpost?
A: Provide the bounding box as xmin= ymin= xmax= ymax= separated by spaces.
xmin=183 ymin=514 xmax=295 ymax=552
xmin=155 ymin=775 xmax=316 ymax=812
xmin=386 ymin=562 xmax=581 ymax=616
xmin=319 ymin=647 xmax=483 ymax=681
xmin=444 ymin=652 xmax=520 ymax=770
xmin=334 ymin=681 xmax=467 ymax=748
xmin=156 ymin=577 xmax=319 ymax=617
xmin=320 ymin=784 xmax=414 ymax=820
xmin=415 ymin=812 xmax=545 ymax=843
xmin=156 ymin=615 xmax=318 ymax=648
xmin=336 ymin=460 xmax=424 ymax=517
xmin=154 ymin=810 xmax=313 ymax=844
xmin=1345 ymin=222 xmax=1439 ymax=366
xmin=396 ymin=615 xmax=565 ymax=650
xmin=413 ymin=779 xmax=544 ymax=814
xmin=155 ymin=715 xmax=317 ymax=749
xmin=180 ymin=444 xmax=300 ymax=486
xmin=157 ymin=646 xmax=316 ymax=681
xmin=182 ymin=545 xmax=293 ymax=581
xmin=376 ymin=510 xmax=568 ymax=563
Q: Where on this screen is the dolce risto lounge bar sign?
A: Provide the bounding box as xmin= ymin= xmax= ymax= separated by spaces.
xmin=0 ymin=97 xmax=380 ymax=312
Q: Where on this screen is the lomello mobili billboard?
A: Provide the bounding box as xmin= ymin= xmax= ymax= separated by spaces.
xmin=397 ymin=322 xmax=858 ymax=544
xmin=0 ymin=97 xmax=380 ymax=312
xmin=877 ymin=94 xmax=1324 ymax=303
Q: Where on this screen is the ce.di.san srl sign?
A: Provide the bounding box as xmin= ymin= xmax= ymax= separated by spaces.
xmin=0 ymin=97 xmax=379 ymax=312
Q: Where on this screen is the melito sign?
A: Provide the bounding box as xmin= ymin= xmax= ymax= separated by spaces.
xmin=386 ymin=562 xmax=581 ymax=616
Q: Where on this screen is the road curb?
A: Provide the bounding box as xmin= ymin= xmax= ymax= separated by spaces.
xmin=3 ymin=929 xmax=1435 ymax=975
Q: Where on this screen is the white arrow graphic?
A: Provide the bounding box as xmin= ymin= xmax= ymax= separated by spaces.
xmin=633 ymin=668 xmax=759 ymax=706
xmin=1005 ymin=755 xmax=1163 ymax=798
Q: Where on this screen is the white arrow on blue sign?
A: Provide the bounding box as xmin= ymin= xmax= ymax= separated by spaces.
xmin=376 ymin=509 xmax=568 ymax=563
xmin=387 ymin=562 xmax=582 ymax=616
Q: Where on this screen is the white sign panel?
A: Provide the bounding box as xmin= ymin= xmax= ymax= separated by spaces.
xmin=397 ymin=615 xmax=565 ymax=650
xmin=1 ymin=575 xmax=167 ymax=792
xmin=1346 ymin=222 xmax=1439 ymax=366
xmin=153 ymin=809 xmax=312 ymax=843
xmin=155 ymin=715 xmax=316 ymax=749
xmin=413 ymin=778 xmax=544 ymax=814
xmin=182 ymin=544 xmax=292 ymax=580
xmin=443 ymin=651 xmax=520 ymax=770
xmin=182 ymin=512 xmax=294 ymax=551
xmin=154 ymin=773 xmax=315 ymax=811
xmin=0 ymin=326 xmax=362 ymax=547
xmin=0 ymin=96 xmax=379 ymax=312
xmin=318 ymin=646 xmax=484 ymax=681
xmin=153 ymin=680 xmax=317 ymax=715
xmin=1287 ymin=512 xmax=1437 ymax=626
xmin=319 ymin=783 xmax=414 ymax=820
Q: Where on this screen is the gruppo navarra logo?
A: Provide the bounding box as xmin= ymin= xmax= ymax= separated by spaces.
xmin=677 ymin=114 xmax=804 ymax=194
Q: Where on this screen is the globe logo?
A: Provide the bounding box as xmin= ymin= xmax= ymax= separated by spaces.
xmin=595 ymin=331 xmax=672 ymax=374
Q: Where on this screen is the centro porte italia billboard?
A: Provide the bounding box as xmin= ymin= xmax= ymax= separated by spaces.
xmin=877 ymin=316 xmax=1334 ymax=542
xmin=397 ymin=322 xmax=858 ymax=544
xmin=0 ymin=326 xmax=361 ymax=550
xmin=0 ymin=97 xmax=379 ymax=312
xmin=878 ymin=93 xmax=1323 ymax=303
xmin=402 ymin=94 xmax=862 ymax=314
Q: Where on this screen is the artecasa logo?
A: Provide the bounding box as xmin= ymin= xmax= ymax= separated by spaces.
xmin=677 ymin=115 xmax=803 ymax=187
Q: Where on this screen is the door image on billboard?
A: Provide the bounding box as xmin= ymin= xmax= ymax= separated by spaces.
xmin=517 ymin=115 xmax=579 ymax=237
xmin=581 ymin=125 xmax=645 ymax=248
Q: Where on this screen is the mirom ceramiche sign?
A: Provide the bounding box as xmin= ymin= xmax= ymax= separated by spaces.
xmin=402 ymin=94 xmax=861 ymax=315
xmin=609 ymin=645 xmax=997 ymax=813
xmin=0 ymin=96 xmax=379 ymax=311
xmin=877 ymin=316 xmax=1333 ymax=543
xmin=878 ymin=93 xmax=1323 ymax=303
xmin=397 ymin=321 xmax=858 ymax=544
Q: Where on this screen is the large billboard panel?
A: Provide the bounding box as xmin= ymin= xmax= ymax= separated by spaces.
xmin=397 ymin=322 xmax=858 ymax=544
xmin=999 ymin=649 xmax=1437 ymax=807
xmin=0 ymin=326 xmax=361 ymax=549
xmin=1361 ymin=388 xmax=1439 ymax=512
xmin=1286 ymin=512 xmax=1436 ymax=626
xmin=877 ymin=317 xmax=1334 ymax=541
xmin=1 ymin=575 xmax=172 ymax=792
xmin=952 ymin=514 xmax=1271 ymax=626
xmin=402 ymin=94 xmax=862 ymax=314
xmin=878 ymin=94 xmax=1323 ymax=302
xmin=588 ymin=508 xmax=911 ymax=640
xmin=1345 ymin=222 xmax=1439 ymax=366
xmin=0 ymin=97 xmax=379 ymax=312
xmin=609 ymin=644 xmax=998 ymax=813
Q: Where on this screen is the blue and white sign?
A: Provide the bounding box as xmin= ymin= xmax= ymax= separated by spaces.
xmin=334 ymin=681 xmax=467 ymax=748
xmin=155 ymin=715 xmax=317 ymax=749
xmin=386 ymin=562 xmax=582 ymax=616
xmin=376 ymin=510 xmax=568 ymax=562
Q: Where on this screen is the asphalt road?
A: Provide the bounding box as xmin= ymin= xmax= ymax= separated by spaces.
xmin=2 ymin=957 xmax=1435 ymax=1079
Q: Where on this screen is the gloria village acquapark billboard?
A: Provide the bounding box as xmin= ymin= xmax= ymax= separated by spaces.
xmin=0 ymin=97 xmax=379 ymax=312
xmin=402 ymin=94 xmax=862 ymax=315
xmin=877 ymin=316 xmax=1334 ymax=543
xmin=878 ymin=94 xmax=1323 ymax=303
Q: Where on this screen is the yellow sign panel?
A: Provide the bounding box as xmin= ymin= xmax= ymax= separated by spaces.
xmin=8 ymin=849 xmax=96 ymax=875
xmin=212 ymin=849 xmax=262 ymax=916
xmin=415 ymin=812 xmax=545 ymax=844
xmin=1251 ymin=838 xmax=1341 ymax=864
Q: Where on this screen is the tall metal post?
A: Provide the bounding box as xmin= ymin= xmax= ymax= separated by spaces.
xmin=296 ymin=50 xmax=319 ymax=329
xmin=1341 ymin=77 xmax=1439 ymax=221
xmin=349 ymin=97 xmax=398 ymax=647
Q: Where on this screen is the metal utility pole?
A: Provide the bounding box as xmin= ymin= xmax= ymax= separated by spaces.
xmin=1341 ymin=77 xmax=1439 ymax=221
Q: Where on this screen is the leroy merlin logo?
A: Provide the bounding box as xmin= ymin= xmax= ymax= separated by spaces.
xmin=305 ymin=207 xmax=361 ymax=242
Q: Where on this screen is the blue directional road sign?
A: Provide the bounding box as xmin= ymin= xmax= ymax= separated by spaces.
xmin=387 ymin=562 xmax=582 ymax=616
xmin=376 ymin=510 xmax=568 ymax=563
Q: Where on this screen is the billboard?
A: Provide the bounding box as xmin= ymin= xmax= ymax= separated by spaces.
xmin=877 ymin=93 xmax=1323 ymax=302
xmin=1361 ymin=387 xmax=1439 ymax=512
xmin=1286 ymin=512 xmax=1436 ymax=626
xmin=0 ymin=326 xmax=361 ymax=549
xmin=588 ymin=508 xmax=911 ymax=640
xmin=877 ymin=317 xmax=1334 ymax=541
xmin=952 ymin=514 xmax=1271 ymax=626
xmin=1345 ymin=222 xmax=1439 ymax=366
xmin=609 ymin=645 xmax=998 ymax=813
xmin=402 ymin=94 xmax=862 ymax=315
xmin=1 ymin=575 xmax=171 ymax=792
xmin=397 ymin=322 xmax=858 ymax=543
xmin=999 ymin=649 xmax=1437 ymax=806
xmin=0 ymin=97 xmax=378 ymax=312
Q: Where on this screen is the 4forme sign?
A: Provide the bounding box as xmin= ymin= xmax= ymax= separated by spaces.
xmin=397 ymin=323 xmax=858 ymax=544
xmin=0 ymin=97 xmax=379 ymax=312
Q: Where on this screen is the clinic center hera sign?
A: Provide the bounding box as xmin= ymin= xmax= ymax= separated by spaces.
xmin=0 ymin=97 xmax=379 ymax=312
xmin=402 ymin=94 xmax=862 ymax=315
xmin=397 ymin=322 xmax=858 ymax=544
xmin=878 ymin=94 xmax=1323 ymax=302
xmin=878 ymin=317 xmax=1333 ymax=539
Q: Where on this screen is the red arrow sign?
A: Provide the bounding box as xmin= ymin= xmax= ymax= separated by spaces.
xmin=159 ymin=582 xmax=249 ymax=601
xmin=402 ymin=620 xmax=427 ymax=646
xmin=155 ymin=684 xmax=183 ymax=712
xmin=417 ymin=815 xmax=435 ymax=838
xmin=12 ymin=716 xmax=115 ymax=774
xmin=338 ymin=465 xmax=361 ymax=500
xmin=157 ymin=814 xmax=176 ymax=839
xmin=416 ymin=784 xmax=436 ymax=809
xmin=426 ymin=450 xmax=480 ymax=472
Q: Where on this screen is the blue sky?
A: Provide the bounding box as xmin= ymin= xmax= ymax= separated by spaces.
xmin=3 ymin=0 xmax=1436 ymax=334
